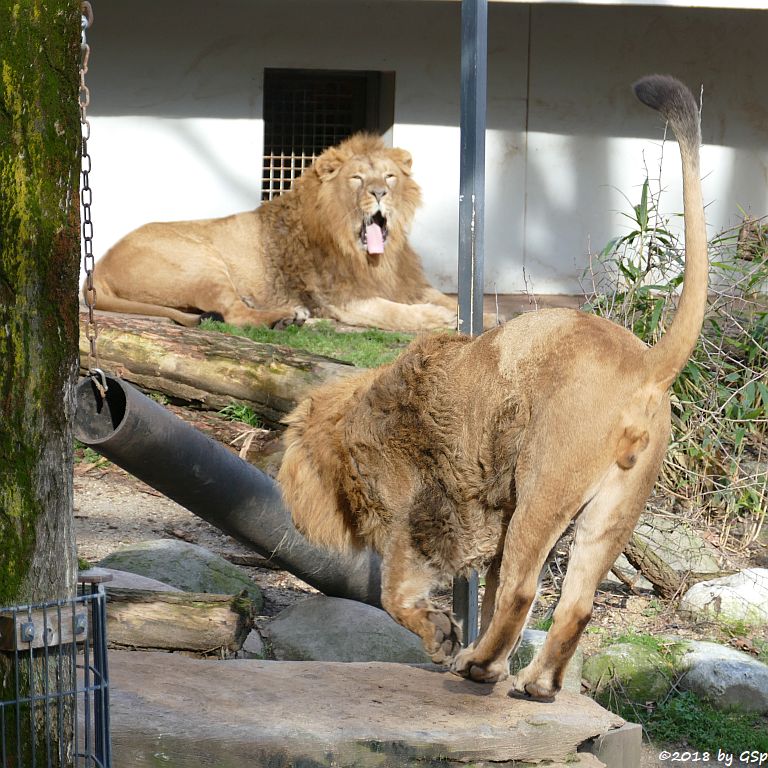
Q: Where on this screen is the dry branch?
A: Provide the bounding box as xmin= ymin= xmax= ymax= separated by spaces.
xmin=78 ymin=310 xmax=354 ymax=426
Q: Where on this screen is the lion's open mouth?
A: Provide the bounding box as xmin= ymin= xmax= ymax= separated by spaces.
xmin=361 ymin=212 xmax=388 ymax=255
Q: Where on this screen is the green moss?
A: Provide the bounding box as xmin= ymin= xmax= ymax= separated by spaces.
xmin=583 ymin=643 xmax=674 ymax=706
xmin=201 ymin=318 xmax=415 ymax=368
xmin=0 ymin=0 xmax=81 ymax=602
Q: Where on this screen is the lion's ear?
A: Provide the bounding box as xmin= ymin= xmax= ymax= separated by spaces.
xmin=390 ymin=148 xmax=413 ymax=176
xmin=315 ymin=149 xmax=345 ymax=182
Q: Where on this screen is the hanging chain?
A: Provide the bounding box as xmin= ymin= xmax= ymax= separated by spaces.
xmin=79 ymin=2 xmax=106 ymax=395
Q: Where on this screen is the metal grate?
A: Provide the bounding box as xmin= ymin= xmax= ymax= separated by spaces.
xmin=0 ymin=579 xmax=110 ymax=767
xmin=261 ymin=69 xmax=379 ymax=200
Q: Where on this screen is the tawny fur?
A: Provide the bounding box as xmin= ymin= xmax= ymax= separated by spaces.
xmin=278 ymin=75 xmax=708 ymax=700
xmin=88 ymin=133 xmax=498 ymax=332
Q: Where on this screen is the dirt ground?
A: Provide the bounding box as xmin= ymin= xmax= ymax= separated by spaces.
xmin=73 ymin=403 xmax=767 ymax=767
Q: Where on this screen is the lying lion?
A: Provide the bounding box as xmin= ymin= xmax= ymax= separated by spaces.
xmin=89 ymin=133 xmax=498 ymax=333
xmin=278 ymin=75 xmax=707 ymax=701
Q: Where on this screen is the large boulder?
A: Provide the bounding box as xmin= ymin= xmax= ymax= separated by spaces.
xmin=85 ymin=566 xmax=182 ymax=592
xmin=671 ymin=639 xmax=768 ymax=714
xmin=582 ymin=642 xmax=673 ymax=705
xmin=678 ymin=568 xmax=768 ymax=627
xmin=99 ymin=539 xmax=262 ymax=611
xmin=267 ymin=596 xmax=431 ymax=663
xmin=509 ymin=629 xmax=583 ymax=693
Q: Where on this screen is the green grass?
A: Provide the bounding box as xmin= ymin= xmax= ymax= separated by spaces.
xmin=644 ymin=692 xmax=768 ymax=753
xmin=74 ymin=441 xmax=110 ymax=467
xmin=218 ymin=403 xmax=262 ymax=428
xmin=200 ymin=318 xmax=414 ymax=368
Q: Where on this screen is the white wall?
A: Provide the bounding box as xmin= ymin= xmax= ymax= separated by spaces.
xmin=87 ymin=0 xmax=768 ymax=294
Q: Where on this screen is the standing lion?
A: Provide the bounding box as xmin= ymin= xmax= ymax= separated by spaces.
xmin=88 ymin=133 xmax=498 ymax=332
xmin=278 ymin=75 xmax=707 ymax=701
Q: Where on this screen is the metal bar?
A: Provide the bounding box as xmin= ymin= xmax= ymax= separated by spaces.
xmin=93 ymin=585 xmax=111 ymax=767
xmin=42 ymin=607 xmax=51 ymax=766
xmin=56 ymin=603 xmax=65 ymax=768
xmin=26 ymin=611 xmax=35 ymax=768
xmin=458 ymin=0 xmax=488 ymax=338
xmin=454 ymin=0 xmax=488 ymax=646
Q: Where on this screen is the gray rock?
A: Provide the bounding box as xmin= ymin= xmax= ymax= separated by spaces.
xmin=99 ymin=539 xmax=262 ymax=611
xmin=109 ymin=650 xmax=627 ymax=767
xmin=86 ymin=566 xmax=182 ymax=592
xmin=672 ymin=639 xmax=768 ymax=714
xmin=510 ymin=628 xmax=584 ymax=693
xmin=679 ymin=568 xmax=768 ymax=627
xmin=267 ymin=595 xmax=430 ymax=663
xmin=237 ymin=629 xmax=267 ymax=660
xmin=582 ymin=643 xmax=674 ymax=704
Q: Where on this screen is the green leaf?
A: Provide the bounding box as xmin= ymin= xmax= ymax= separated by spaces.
xmin=637 ymin=178 xmax=649 ymax=231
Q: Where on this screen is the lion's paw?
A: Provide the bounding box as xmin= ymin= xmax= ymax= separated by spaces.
xmin=509 ymin=666 xmax=560 ymax=701
xmin=508 ymin=674 xmax=558 ymax=703
xmin=271 ymin=306 xmax=311 ymax=330
xmin=425 ymin=608 xmax=462 ymax=663
xmin=412 ymin=304 xmax=456 ymax=331
xmin=450 ymin=646 xmax=509 ymax=684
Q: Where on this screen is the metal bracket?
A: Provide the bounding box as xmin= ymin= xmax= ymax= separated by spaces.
xmin=0 ymin=608 xmax=88 ymax=652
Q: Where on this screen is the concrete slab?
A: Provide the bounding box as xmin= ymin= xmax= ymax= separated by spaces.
xmin=109 ymin=650 xmax=636 ymax=768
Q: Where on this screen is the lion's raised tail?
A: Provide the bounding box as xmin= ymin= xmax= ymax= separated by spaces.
xmin=633 ymin=75 xmax=707 ymax=395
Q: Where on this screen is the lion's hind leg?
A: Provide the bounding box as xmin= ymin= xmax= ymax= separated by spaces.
xmin=450 ymin=483 xmax=582 ymax=686
xmin=380 ymin=531 xmax=462 ymax=663
xmin=509 ymin=442 xmax=666 ymax=701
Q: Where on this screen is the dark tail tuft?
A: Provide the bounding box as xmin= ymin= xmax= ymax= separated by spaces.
xmin=633 ymin=75 xmax=700 ymax=155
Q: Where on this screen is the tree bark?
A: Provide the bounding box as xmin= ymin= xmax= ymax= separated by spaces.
xmin=0 ymin=1 xmax=81 ymax=763
xmin=78 ymin=310 xmax=356 ymax=426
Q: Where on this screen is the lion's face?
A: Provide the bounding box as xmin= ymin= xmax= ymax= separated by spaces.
xmin=308 ymin=134 xmax=422 ymax=263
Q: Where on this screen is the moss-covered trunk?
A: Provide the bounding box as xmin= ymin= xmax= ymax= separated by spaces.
xmin=0 ymin=0 xmax=81 ymax=763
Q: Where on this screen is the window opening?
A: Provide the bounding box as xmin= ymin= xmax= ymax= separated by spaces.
xmin=261 ymin=69 xmax=394 ymax=200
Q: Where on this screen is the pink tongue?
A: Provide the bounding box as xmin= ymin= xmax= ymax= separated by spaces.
xmin=365 ymin=222 xmax=385 ymax=254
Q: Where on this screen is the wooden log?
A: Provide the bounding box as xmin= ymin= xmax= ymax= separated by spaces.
xmin=622 ymin=532 xmax=733 ymax=600
xmin=105 ymin=588 xmax=255 ymax=654
xmin=79 ymin=310 xmax=355 ymax=427
xmin=623 ymin=532 xmax=683 ymax=599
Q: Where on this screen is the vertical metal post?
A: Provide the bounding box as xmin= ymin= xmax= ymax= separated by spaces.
xmin=458 ymin=0 xmax=487 ymax=338
xmin=453 ymin=0 xmax=488 ymax=645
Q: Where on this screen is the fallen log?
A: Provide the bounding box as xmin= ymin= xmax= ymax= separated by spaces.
xmin=622 ymin=531 xmax=733 ymax=599
xmin=78 ymin=310 xmax=354 ymax=427
xmin=105 ymin=588 xmax=255 ymax=654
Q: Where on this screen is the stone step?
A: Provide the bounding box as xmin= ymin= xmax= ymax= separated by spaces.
xmin=108 ymin=651 xmax=640 ymax=768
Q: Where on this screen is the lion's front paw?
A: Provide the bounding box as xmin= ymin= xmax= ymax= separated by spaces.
xmin=425 ymin=608 xmax=462 ymax=663
xmin=417 ymin=305 xmax=456 ymax=331
xmin=508 ymin=666 xmax=559 ymax=702
xmin=271 ymin=306 xmax=310 ymax=330
xmin=450 ymin=646 xmax=509 ymax=683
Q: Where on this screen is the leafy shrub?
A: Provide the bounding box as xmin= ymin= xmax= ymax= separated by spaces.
xmin=584 ymin=176 xmax=768 ymax=549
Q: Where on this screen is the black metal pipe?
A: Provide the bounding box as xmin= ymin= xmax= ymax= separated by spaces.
xmin=74 ymin=375 xmax=382 ymax=606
